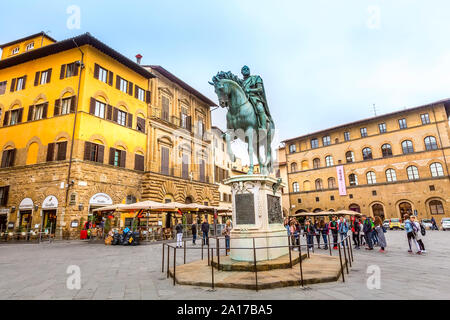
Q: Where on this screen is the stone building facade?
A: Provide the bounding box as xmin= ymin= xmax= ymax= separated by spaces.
xmin=278 ymin=99 xmax=450 ymax=223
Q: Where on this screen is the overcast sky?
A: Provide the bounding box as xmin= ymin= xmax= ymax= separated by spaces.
xmin=2 ymin=0 xmax=450 ymax=161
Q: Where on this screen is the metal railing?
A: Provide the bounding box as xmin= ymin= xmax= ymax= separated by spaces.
xmin=0 ymin=223 xmax=54 ymax=243
xmin=161 ymin=232 xmax=354 ymax=291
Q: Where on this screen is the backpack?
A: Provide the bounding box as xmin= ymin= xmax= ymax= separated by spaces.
xmin=420 ymin=223 xmax=426 ymax=236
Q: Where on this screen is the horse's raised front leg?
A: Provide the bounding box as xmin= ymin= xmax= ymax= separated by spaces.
xmin=246 ymin=128 xmax=255 ymax=175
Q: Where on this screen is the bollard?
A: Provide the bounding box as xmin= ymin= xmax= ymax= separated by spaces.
xmin=201 ymin=241 xmax=204 ymax=260
xmin=328 ymin=233 xmax=332 ymax=256
xmin=184 ymin=240 xmax=186 ymax=264
xmin=173 ymin=247 xmax=176 ymax=286
xmin=298 ymin=240 xmax=304 ymax=287
xmin=345 ymin=237 xmax=352 ymax=267
xmin=253 ymin=238 xmax=258 ymax=292
xmin=162 ymin=243 xmax=165 ymax=272
xmin=288 ymin=235 xmax=292 ymax=268
xmin=216 ymin=237 xmax=220 ymax=269
xmin=306 ymin=237 xmax=310 ymax=258
xmin=342 ymin=237 xmax=349 ymax=274
xmin=211 ymin=247 xmax=215 ymax=289
xmin=166 ymin=246 xmax=170 ymax=279
xmin=207 ymin=241 xmax=210 ymax=266
xmin=49 ymin=223 xmax=52 ymax=243
xmin=349 ymin=236 xmax=354 ymax=262
xmin=338 ymin=240 xmax=345 ymax=282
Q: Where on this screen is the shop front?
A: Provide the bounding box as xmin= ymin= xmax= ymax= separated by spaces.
xmin=41 ymin=195 xmax=58 ymax=235
xmin=88 ymin=193 xmax=113 ymax=237
xmin=18 ymin=198 xmax=34 ymax=231
xmin=0 ymin=208 xmax=8 ymax=232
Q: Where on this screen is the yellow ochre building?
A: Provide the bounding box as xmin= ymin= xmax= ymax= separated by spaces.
xmin=278 ymin=100 xmax=450 ymax=223
xmin=0 ymin=32 xmax=219 ymax=238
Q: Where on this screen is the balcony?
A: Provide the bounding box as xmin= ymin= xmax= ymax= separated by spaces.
xmin=150 ymin=108 xmax=192 ymax=131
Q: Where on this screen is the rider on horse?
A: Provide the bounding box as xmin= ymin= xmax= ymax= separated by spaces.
xmin=241 ymin=65 xmax=273 ymax=130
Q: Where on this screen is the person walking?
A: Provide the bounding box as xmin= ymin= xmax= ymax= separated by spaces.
xmin=222 ymin=220 xmax=232 ymax=252
xmin=314 ymin=220 xmax=321 ymax=249
xmin=338 ymin=216 xmax=349 ymax=248
xmin=374 ymin=216 xmax=387 ymax=252
xmin=369 ymin=217 xmax=378 ymax=246
xmin=201 ymin=219 xmax=209 ymax=245
xmin=191 ymin=221 xmax=197 ymax=245
xmin=404 ymin=214 xmax=421 ymax=254
xmin=318 ymin=219 xmax=329 ymax=250
xmin=431 ymin=217 xmax=438 ymax=231
xmin=175 ymin=220 xmax=183 ymax=248
xmin=351 ymin=216 xmax=361 ymax=249
xmin=329 ymin=216 xmax=339 ymax=250
xmin=362 ymin=215 xmax=374 ymax=250
xmin=411 ymin=216 xmax=426 ymax=253
xmin=304 ymin=220 xmax=315 ymax=249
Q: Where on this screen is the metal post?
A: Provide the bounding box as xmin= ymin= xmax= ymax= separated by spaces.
xmin=342 ymin=236 xmax=349 ymax=274
xmin=311 ymin=234 xmax=314 ymax=253
xmin=306 ymin=237 xmax=310 ymax=258
xmin=345 ymin=237 xmax=352 ymax=267
xmin=298 ymin=240 xmax=304 ymax=287
xmin=166 ymin=246 xmax=170 ymax=279
xmin=173 ymin=247 xmax=176 ymax=286
xmin=146 ymin=215 xmax=149 ymax=242
xmin=253 ymin=238 xmax=258 ymax=292
xmin=207 ymin=241 xmax=210 ymax=266
xmin=216 ymin=238 xmax=220 ymax=269
xmin=349 ymin=236 xmax=354 ymax=262
xmin=201 ymin=241 xmax=204 ymax=260
xmin=162 ymin=244 xmax=165 ymax=272
xmin=210 ymin=247 xmax=215 ymax=290
xmin=49 ymin=223 xmax=52 ymax=243
xmin=288 ymin=235 xmax=292 ymax=268
xmin=328 ymin=233 xmax=332 ymax=256
xmin=184 ymin=240 xmax=186 ymax=264
xmin=338 ymin=240 xmax=345 ymax=282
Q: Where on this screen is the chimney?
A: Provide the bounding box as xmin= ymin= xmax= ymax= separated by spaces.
xmin=135 ymin=54 xmax=142 ymax=65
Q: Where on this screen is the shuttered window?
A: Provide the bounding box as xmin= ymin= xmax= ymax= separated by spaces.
xmin=84 ymin=141 xmax=104 ymax=163
xmin=109 ymin=148 xmax=126 ymax=168
xmin=182 ymin=154 xmax=189 ymax=179
xmin=199 ymin=159 xmax=205 ymax=182
xmin=12 ymin=76 xmax=27 ymax=91
xmin=0 ymin=81 xmax=7 ymax=95
xmin=35 ymin=69 xmax=52 ymax=86
xmin=160 ymin=147 xmax=169 ymax=175
xmin=162 ymin=96 xmax=169 ymax=121
xmin=0 ymin=186 xmax=9 ymax=206
xmin=31 ymin=103 xmax=48 ymax=121
xmin=56 ymin=141 xmax=67 ymax=161
xmin=136 ymin=117 xmax=145 ymax=133
xmin=6 ymin=108 xmax=23 ymax=126
xmin=1 ymin=149 xmax=16 ymax=168
xmin=134 ymin=154 xmax=144 ymax=171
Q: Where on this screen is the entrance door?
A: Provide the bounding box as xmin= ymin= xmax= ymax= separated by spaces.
xmin=372 ymin=204 xmax=385 ymax=220
xmin=0 ymin=215 xmax=6 ymax=231
xmin=19 ymin=210 xmax=32 ymax=230
xmin=42 ymin=210 xmax=57 ymax=234
xmin=349 ymin=204 xmax=361 ymax=213
xmin=399 ymin=202 xmax=413 ymax=218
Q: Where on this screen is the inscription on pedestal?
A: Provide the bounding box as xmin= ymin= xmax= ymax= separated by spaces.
xmin=235 ymin=194 xmax=255 ymax=224
xmin=267 ymin=195 xmax=283 ymax=224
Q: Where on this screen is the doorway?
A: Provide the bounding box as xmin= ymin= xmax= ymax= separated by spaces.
xmin=18 ymin=210 xmax=32 ymax=230
xmin=372 ymin=204 xmax=385 ymax=220
xmin=349 ymin=204 xmax=361 ymax=213
xmin=399 ymin=202 xmax=413 ymax=218
xmin=0 ymin=214 xmax=6 ymax=231
xmin=42 ymin=210 xmax=57 ymax=234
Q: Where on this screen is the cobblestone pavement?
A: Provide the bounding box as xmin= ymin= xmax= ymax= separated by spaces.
xmin=0 ymin=230 xmax=449 ymax=300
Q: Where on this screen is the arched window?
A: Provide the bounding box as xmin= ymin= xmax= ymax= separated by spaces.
xmin=303 ymin=180 xmax=311 ymax=191
xmin=430 ymin=162 xmax=444 ymax=177
xmin=429 ymin=200 xmax=445 ymax=215
xmin=345 ymin=151 xmax=354 ymax=163
xmin=362 ymin=147 xmax=372 ymax=160
xmin=366 ymin=171 xmax=376 ymax=184
xmin=349 ymin=174 xmax=358 ymax=186
xmin=407 ymin=165 xmax=419 ymax=180
xmin=292 ymin=182 xmax=299 ymax=193
xmin=301 ymin=160 xmax=309 ymax=170
xmin=328 ymin=177 xmax=336 ymax=189
xmin=381 ymin=144 xmax=392 ymax=157
xmin=315 ymin=178 xmax=323 ymax=190
xmin=325 ymin=155 xmax=334 ymax=167
xmin=424 ymin=136 xmax=438 ymax=150
xmin=402 ymin=140 xmax=414 ymax=154
xmin=313 ymin=158 xmax=320 ymax=169
xmin=385 ymin=168 xmax=397 ymax=182
xmin=290 ymin=162 xmax=297 ymax=172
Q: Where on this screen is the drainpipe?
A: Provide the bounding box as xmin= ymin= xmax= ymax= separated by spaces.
xmin=64 ymin=40 xmax=85 ymax=208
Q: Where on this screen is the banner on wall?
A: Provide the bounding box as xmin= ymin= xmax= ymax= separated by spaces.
xmin=336 ymin=165 xmax=347 ymax=196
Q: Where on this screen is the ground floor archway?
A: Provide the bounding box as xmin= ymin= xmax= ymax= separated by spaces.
xmin=399 ymin=201 xmax=413 ymax=218
xmin=349 ymin=203 xmax=361 ymax=213
xmin=372 ymin=203 xmax=385 ymax=220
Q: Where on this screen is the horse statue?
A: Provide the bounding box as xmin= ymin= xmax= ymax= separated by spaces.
xmin=209 ymin=69 xmax=275 ymax=175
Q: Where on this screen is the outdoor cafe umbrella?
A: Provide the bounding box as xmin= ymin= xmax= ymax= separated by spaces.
xmin=335 ymin=209 xmax=362 ymax=216
xmin=92 ymin=203 xmax=129 ymax=213
xmin=117 ymin=200 xmax=178 ymax=212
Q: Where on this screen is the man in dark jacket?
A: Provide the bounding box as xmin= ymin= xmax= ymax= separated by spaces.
xmin=175 ymin=220 xmax=183 ymax=248
xmin=351 ymin=216 xmax=361 ymax=249
xmin=329 ymin=216 xmax=339 ymax=249
xmin=362 ymin=215 xmax=374 ymax=250
xmin=201 ymin=219 xmax=209 ymax=245
xmin=191 ymin=222 xmax=197 ymax=245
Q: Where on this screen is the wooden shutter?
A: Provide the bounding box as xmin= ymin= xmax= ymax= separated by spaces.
xmin=97 ymin=145 xmax=105 ymax=163
xmin=1 ymin=151 xmax=7 ymax=168
xmin=0 ymin=186 xmax=8 ymax=206
xmin=27 ymin=106 xmax=34 ymax=121
xmin=106 ymin=105 xmax=113 ymax=120
xmin=42 ymin=103 xmax=48 ymax=119
xmin=70 ymin=96 xmax=76 ymax=113
xmin=57 ymin=141 xmax=67 ymax=161
xmin=108 ymin=71 xmax=113 ymax=86
xmin=161 ymin=147 xmax=169 ymax=174
xmin=127 ymin=113 xmax=133 ymax=128
xmin=120 ymin=150 xmax=126 ymax=168
xmin=3 ymin=111 xmax=10 ymax=126
xmin=94 ymin=64 xmax=100 ymax=79
xmin=10 ymin=78 xmax=16 ymax=92
xmin=128 ymin=81 xmax=133 ymax=96
xmin=146 ymin=91 xmax=151 ymax=103
xmin=162 ymin=96 xmax=169 ymax=121
xmin=34 ymin=71 xmax=40 ymax=86
xmin=134 ymin=154 xmax=144 ymax=171
xmin=8 ymin=149 xmax=16 ymax=167
xmin=22 ymin=75 xmax=26 ymax=90
xmin=113 ymin=108 xmax=118 ymax=122
xmin=17 ymin=108 xmax=23 ymax=123
xmin=199 ymin=159 xmax=205 ymax=182
xmin=187 ymin=116 xmax=192 ymax=131
xmin=46 ymin=143 xmax=55 ymax=162
xmin=109 ymin=148 xmax=115 ymax=165
xmin=74 ymin=63 xmax=79 ymax=76
xmin=60 ymin=64 xmax=66 ymax=79
xmin=54 ymin=99 xmax=60 ymax=116
xmin=134 ymin=85 xmax=139 ymax=99
xmin=116 ymin=75 xmax=120 ymax=89
xmin=83 ymin=141 xmax=92 ymax=161
xmin=46 ymin=68 xmax=52 ymax=83
xmin=89 ymin=98 xmax=96 ymax=115
xmin=182 ymin=154 xmax=189 ymax=179
xmin=137 ymin=117 xmax=145 ymax=133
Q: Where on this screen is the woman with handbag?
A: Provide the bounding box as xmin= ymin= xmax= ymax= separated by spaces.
xmin=404 ymin=214 xmax=421 ymax=254
xmin=374 ymin=216 xmax=387 ymax=253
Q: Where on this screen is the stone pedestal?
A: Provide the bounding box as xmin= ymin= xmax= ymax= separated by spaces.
xmin=223 ymin=174 xmax=288 ymax=262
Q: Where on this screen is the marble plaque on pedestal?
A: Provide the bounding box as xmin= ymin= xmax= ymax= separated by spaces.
xmin=235 ymin=193 xmax=255 ymax=224
xmin=267 ymin=195 xmax=283 ymax=224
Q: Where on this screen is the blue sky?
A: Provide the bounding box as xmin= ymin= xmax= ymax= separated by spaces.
xmin=2 ymin=0 xmax=450 ymax=146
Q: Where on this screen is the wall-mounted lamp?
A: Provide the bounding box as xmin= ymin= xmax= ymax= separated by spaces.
xmin=34 ymin=205 xmax=39 ymax=211
xmin=78 ymin=204 xmax=84 ymax=211
xmin=10 ymin=206 xmax=16 ymax=213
